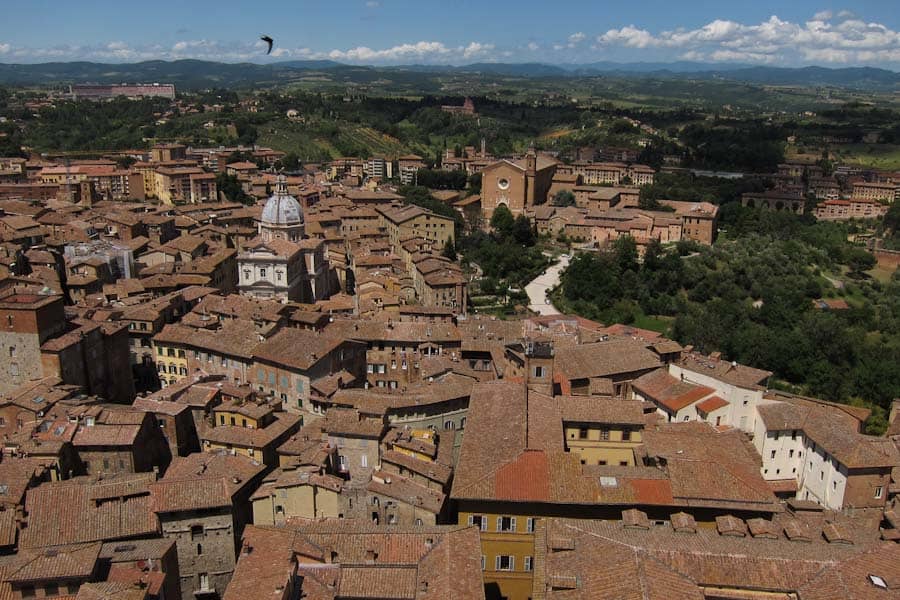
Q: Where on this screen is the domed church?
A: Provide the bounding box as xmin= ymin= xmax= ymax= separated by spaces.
xmin=237 ymin=175 xmax=331 ymax=302
xmin=259 ymin=175 xmax=305 ymax=242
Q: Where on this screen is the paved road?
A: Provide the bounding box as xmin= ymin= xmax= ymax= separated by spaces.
xmin=525 ymin=254 xmax=570 ymax=316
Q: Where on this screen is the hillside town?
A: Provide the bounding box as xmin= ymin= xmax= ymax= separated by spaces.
xmin=0 ymin=120 xmax=897 ymax=600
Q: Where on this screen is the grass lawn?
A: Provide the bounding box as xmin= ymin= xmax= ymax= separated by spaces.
xmin=632 ymin=313 xmax=674 ymax=335
xmin=831 ymin=144 xmax=900 ymax=171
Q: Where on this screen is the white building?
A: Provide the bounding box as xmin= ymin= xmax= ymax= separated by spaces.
xmin=753 ymin=398 xmax=896 ymax=511
xmin=238 ymin=175 xmax=330 ymax=302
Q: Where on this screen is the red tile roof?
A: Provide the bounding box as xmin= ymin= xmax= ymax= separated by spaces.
xmin=494 ymin=450 xmax=551 ymax=502
xmin=695 ymin=395 xmax=728 ymax=414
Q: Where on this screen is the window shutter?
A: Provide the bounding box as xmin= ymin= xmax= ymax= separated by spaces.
xmin=481 ymin=518 xmax=487 ymax=531
xmin=510 ymin=517 xmax=516 ymax=532
xmin=468 ymin=515 xmax=474 ymax=526
xmin=495 ymin=556 xmax=501 ymax=571
xmin=510 ymin=556 xmax=515 ymax=571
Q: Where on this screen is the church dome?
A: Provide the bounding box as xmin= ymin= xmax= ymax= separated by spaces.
xmin=261 ymin=175 xmax=302 ymax=225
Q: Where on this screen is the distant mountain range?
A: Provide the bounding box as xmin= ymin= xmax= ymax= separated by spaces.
xmin=0 ymin=59 xmax=897 ymax=90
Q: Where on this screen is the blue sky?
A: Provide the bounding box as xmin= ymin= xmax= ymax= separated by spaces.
xmin=1 ymin=0 xmax=899 ymax=67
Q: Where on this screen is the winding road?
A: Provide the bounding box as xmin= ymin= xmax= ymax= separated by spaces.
xmin=525 ymin=254 xmax=570 ymax=316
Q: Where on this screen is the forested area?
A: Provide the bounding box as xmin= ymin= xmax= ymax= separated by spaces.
xmin=458 ymin=205 xmax=549 ymax=293
xmin=555 ymin=208 xmax=900 ymax=429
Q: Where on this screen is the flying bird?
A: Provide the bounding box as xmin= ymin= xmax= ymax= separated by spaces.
xmin=261 ymin=35 xmax=274 ymax=55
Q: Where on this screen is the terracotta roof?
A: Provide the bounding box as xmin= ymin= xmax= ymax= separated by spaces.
xmin=367 ymin=470 xmax=446 ymax=514
xmin=7 ymin=543 xmax=102 ymax=584
xmin=225 ymin=523 xmax=484 ymax=600
xmin=757 ymin=402 xmax=899 ymax=469
xmin=555 ymin=339 xmax=662 ymax=380
xmin=632 ymin=369 xmax=716 ymax=413
xmin=200 ymin=411 xmax=301 ymax=448
xmin=252 ymin=328 xmax=354 ymax=371
xmin=695 ymin=395 xmax=728 ymax=414
xmin=678 ymin=353 xmax=772 ymax=388
xmin=535 ymin=518 xmax=880 ymax=599
xmin=150 ymin=453 xmax=264 ymax=513
xmin=20 ymin=474 xmax=158 ymax=549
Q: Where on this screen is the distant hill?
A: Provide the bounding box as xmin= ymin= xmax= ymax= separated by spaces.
xmin=0 ymin=59 xmax=897 ymax=91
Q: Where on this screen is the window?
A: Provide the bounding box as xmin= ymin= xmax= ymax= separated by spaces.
xmin=495 ymin=555 xmax=515 ymax=571
xmin=481 ymin=556 xmax=486 ymax=571
xmin=219 ymin=415 xmax=226 ymax=425
xmin=197 ymin=543 xmax=203 ymax=555
xmin=444 ymin=420 xmax=455 ymax=430
xmin=770 ymin=450 xmax=776 ymax=459
xmin=875 ymin=486 xmax=883 ymax=499
xmin=578 ymin=427 xmax=588 ymax=440
xmin=526 ymin=517 xmax=535 ymax=533
xmin=600 ymin=429 xmax=610 ymax=441
xmin=621 ymin=429 xmax=631 ymax=441
xmin=257 ymin=369 xmax=265 ymax=382
xmin=20 ymin=586 xmax=34 ymax=598
xmin=199 ymin=573 xmax=210 ymax=591
xmin=361 ymin=455 xmax=368 ymax=468
xmin=191 ymin=525 xmax=204 ymax=539
xmin=497 ymin=516 xmax=516 ymax=532
xmin=259 ymin=268 xmax=266 ymax=278
xmin=524 ymin=556 xmax=533 ymax=572
xmin=789 ymin=449 xmax=794 ymax=458
xmin=683 ymin=415 xmax=690 ymax=422
xmin=533 ymin=365 xmax=544 ymax=378
xmin=791 ymin=429 xmax=798 ymax=440
xmin=7 ymin=346 xmax=15 ymax=358
xmin=468 ymin=515 xmax=487 ymax=531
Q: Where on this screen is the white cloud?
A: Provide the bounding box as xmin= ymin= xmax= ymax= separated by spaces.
xmin=527 ymin=42 xmax=540 ymax=51
xmin=597 ymin=25 xmax=657 ymax=48
xmin=365 ymin=1 xmax=380 ymax=7
xmin=568 ymin=32 xmax=586 ymax=48
xmin=0 ymin=43 xmax=10 ymax=54
xmin=596 ymin=12 xmax=900 ymax=64
xmin=326 ymin=40 xmax=493 ymax=63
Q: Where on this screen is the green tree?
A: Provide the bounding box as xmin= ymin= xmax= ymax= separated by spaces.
xmin=215 ymin=173 xmax=253 ymax=205
xmin=552 ymin=190 xmax=576 ymax=207
xmin=490 ymin=204 xmax=515 ymax=237
xmin=442 ymin=238 xmax=457 ymax=261
xmin=845 ymin=247 xmax=876 ymax=275
xmin=511 ymin=215 xmax=536 ymax=246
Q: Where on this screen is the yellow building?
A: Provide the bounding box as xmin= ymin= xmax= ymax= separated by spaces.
xmin=451 ymin=382 xmax=782 ymax=600
xmin=251 ymin=467 xmax=342 ymax=525
xmin=378 ymin=204 xmax=455 ymax=251
xmin=559 ymin=396 xmax=644 ymax=466
xmin=385 ymin=427 xmax=438 ymax=463
xmin=153 ymin=339 xmax=188 ymax=387
xmin=201 ymin=406 xmax=302 ymax=468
